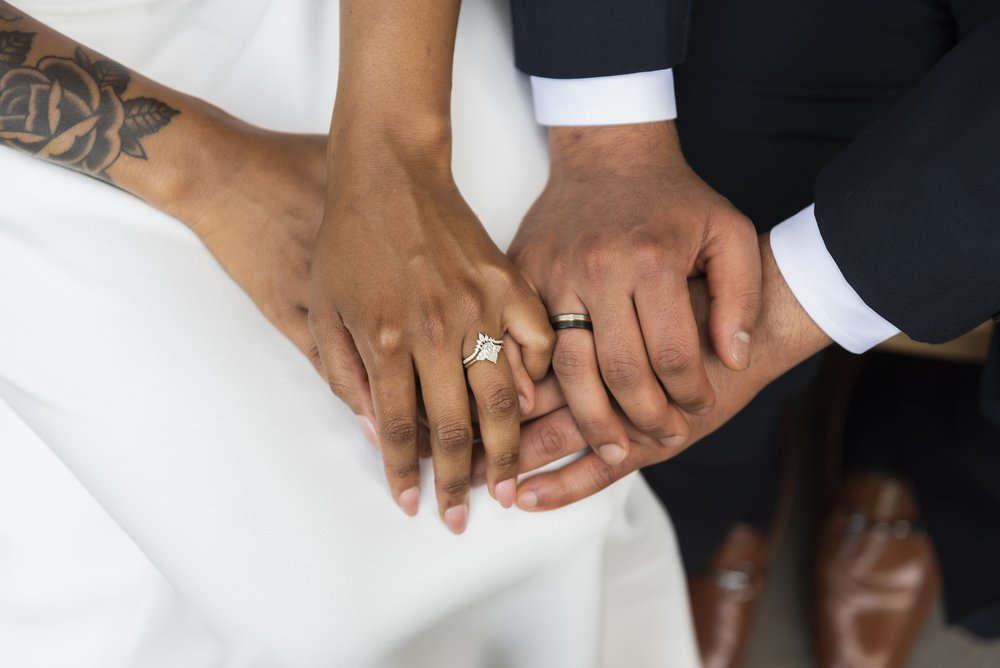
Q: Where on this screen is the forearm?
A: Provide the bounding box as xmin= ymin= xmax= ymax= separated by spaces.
xmin=0 ymin=3 xmax=239 ymax=220
xmin=331 ymin=0 xmax=461 ymax=177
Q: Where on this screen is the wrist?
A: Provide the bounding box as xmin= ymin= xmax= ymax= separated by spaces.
xmin=548 ymin=120 xmax=686 ymax=180
xmin=115 ymin=97 xmax=247 ymax=219
xmin=754 ymin=233 xmax=832 ymax=373
xmin=329 ymin=104 xmax=452 ymax=175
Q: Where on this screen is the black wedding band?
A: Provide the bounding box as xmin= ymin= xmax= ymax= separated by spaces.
xmin=550 ymin=313 xmax=593 ymax=332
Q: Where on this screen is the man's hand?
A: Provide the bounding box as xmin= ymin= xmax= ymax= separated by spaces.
xmin=508 ymin=121 xmax=761 ymax=466
xmin=514 ymin=234 xmax=833 ymax=511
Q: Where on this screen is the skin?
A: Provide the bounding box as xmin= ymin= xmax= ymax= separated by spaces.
xmin=508 ymin=121 xmax=761 ymax=467
xmin=514 ymin=234 xmax=834 ymax=511
xmin=3 ymin=2 xmax=554 ymax=535
xmin=307 ymin=0 xmax=554 ymax=533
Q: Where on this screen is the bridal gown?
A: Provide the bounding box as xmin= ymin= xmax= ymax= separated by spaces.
xmin=0 ymin=1 xmax=700 ymax=666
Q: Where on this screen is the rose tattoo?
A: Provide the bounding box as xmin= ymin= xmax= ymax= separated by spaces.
xmin=0 ymin=32 xmax=178 ymax=179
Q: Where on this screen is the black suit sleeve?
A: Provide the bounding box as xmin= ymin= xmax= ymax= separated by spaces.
xmin=509 ymin=0 xmax=690 ymax=79
xmin=815 ymin=14 xmax=1000 ymax=344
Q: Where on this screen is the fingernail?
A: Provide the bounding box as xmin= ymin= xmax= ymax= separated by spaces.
xmin=598 ymin=443 xmax=627 ymax=466
xmin=518 ymin=394 xmax=530 ymax=414
xmin=518 ymin=490 xmax=539 ymax=510
xmin=398 ymin=486 xmax=420 ymax=517
xmin=660 ymin=435 xmax=687 ymax=449
xmin=444 ymin=504 xmax=468 ymax=534
xmin=731 ymin=331 xmax=751 ymax=369
xmin=495 ymin=479 xmax=516 ymax=509
xmin=358 ymin=416 xmax=378 ymax=449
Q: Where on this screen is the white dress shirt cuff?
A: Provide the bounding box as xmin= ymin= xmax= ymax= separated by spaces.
xmin=530 ymin=69 xmax=677 ymax=127
xmin=770 ymin=204 xmax=900 ymax=354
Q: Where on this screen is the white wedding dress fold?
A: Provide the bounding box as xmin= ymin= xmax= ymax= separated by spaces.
xmin=0 ymin=1 xmax=700 ymax=666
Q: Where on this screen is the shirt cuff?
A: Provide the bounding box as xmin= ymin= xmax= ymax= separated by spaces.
xmin=529 ymin=69 xmax=677 ymax=127
xmin=770 ymin=204 xmax=900 ymax=354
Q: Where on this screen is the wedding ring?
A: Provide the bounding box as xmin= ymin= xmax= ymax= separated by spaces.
xmin=463 ymin=333 xmax=504 ymax=369
xmin=549 ymin=313 xmax=593 ymax=332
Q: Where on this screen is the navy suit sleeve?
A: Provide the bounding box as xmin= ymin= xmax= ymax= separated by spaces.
xmin=509 ymin=0 xmax=690 ymax=79
xmin=815 ymin=14 xmax=1000 ymax=343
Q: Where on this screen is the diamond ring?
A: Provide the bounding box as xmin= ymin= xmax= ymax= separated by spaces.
xmin=463 ymin=333 xmax=504 ymax=369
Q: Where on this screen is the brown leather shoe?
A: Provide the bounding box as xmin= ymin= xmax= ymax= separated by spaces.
xmin=814 ymin=472 xmax=940 ymax=668
xmin=689 ymin=523 xmax=768 ymax=668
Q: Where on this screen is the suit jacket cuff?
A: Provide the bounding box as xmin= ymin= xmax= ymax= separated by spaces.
xmin=770 ymin=204 xmax=900 ymax=354
xmin=530 ymin=69 xmax=677 ymax=126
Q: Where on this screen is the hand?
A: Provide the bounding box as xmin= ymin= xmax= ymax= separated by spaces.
xmin=142 ymin=117 xmax=380 ymax=417
xmin=513 ymin=234 xmax=832 ymax=511
xmin=309 ymin=130 xmax=554 ymax=533
xmin=508 ymin=121 xmax=761 ymax=467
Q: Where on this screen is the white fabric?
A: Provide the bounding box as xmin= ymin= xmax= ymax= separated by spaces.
xmin=0 ymin=1 xmax=700 ymax=667
xmin=770 ymin=204 xmax=900 ymax=353
xmin=530 ymin=69 xmax=677 ymax=126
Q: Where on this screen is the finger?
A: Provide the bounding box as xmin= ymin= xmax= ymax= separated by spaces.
xmin=551 ymin=325 xmax=631 ymax=466
xmin=503 ymin=282 xmax=556 ymax=382
xmin=634 ymin=272 xmax=716 ymax=414
xmin=307 ymin=309 xmax=374 ymax=421
xmin=518 ymin=407 xmax=586 ymax=473
xmin=364 ymin=352 xmax=422 ymax=519
xmin=503 ymin=334 xmax=535 ymax=415
xmin=516 ymin=450 xmax=642 ymax=511
xmin=517 ymin=415 xmax=679 ymax=511
xmin=465 ymin=331 xmax=521 ymax=511
xmin=588 ymin=295 xmax=690 ymax=442
xmin=415 ymin=353 xmax=475 ymax=534
xmin=702 ymin=213 xmax=761 ymax=371
xmin=522 ymin=374 xmax=566 ymax=421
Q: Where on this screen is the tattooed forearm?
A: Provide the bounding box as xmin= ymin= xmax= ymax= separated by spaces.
xmin=0 ymin=28 xmax=178 ymax=181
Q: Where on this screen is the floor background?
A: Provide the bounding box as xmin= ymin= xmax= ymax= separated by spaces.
xmin=743 ymin=355 xmax=1000 ymax=667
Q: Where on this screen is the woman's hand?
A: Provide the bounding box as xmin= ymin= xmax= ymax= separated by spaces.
xmin=310 ymin=138 xmax=554 ymax=533
xmin=149 ymin=120 xmax=386 ymax=424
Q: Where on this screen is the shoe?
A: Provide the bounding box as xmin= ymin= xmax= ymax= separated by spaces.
xmin=814 ymin=471 xmax=940 ymax=668
xmin=688 ymin=523 xmax=768 ymax=668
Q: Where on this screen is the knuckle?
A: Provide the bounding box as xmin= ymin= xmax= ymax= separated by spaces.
xmin=435 ymin=421 xmax=473 ymax=456
xmin=489 ymin=449 xmax=519 ymax=473
xmin=381 ymin=415 xmax=419 ymax=447
xmin=602 ymin=354 xmax=643 ymax=389
xmin=482 ymin=386 xmax=519 ymax=420
xmin=537 ymin=425 xmax=569 ymax=460
xmin=389 ymin=460 xmax=420 ymax=480
xmin=373 ymin=326 xmax=406 ymax=356
xmin=439 ymin=476 xmax=471 ymax=498
xmin=651 ymin=343 xmax=695 ymax=376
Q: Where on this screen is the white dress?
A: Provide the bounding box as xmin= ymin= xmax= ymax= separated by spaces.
xmin=0 ymin=1 xmax=700 ymax=666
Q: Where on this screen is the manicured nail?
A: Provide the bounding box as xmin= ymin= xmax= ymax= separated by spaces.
xmin=731 ymin=331 xmax=751 ymax=369
xmin=398 ymin=486 xmax=420 ymax=517
xmin=660 ymin=435 xmax=687 ymax=449
xmin=518 ymin=393 xmax=530 ymax=414
xmin=518 ymin=490 xmax=539 ymax=510
xmin=495 ymin=479 xmax=516 ymax=509
xmin=444 ymin=504 xmax=468 ymax=534
xmin=358 ymin=416 xmax=378 ymax=449
xmin=598 ymin=443 xmax=627 ymax=466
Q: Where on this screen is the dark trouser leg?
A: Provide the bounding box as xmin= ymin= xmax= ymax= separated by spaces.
xmin=643 ymin=0 xmax=955 ymax=576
